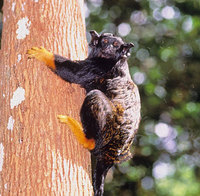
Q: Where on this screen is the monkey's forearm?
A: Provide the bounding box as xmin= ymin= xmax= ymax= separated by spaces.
xmin=54 ymin=54 xmax=84 ymax=83
xmin=27 ymin=47 xmax=83 ymax=84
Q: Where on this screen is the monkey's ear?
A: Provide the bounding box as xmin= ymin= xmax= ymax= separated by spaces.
xmin=121 ymin=43 xmax=134 ymax=58
xmin=89 ymin=30 xmax=100 ymax=48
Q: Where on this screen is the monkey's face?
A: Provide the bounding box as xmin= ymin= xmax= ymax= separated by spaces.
xmin=98 ymin=35 xmax=124 ymax=59
xmin=89 ymin=31 xmax=134 ymax=62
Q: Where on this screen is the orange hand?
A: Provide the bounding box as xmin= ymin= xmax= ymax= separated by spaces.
xmin=27 ymin=47 xmax=56 ymax=70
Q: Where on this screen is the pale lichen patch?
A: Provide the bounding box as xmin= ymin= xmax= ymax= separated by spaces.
xmin=21 ymin=2 xmax=26 ymax=11
xmin=11 ymin=2 xmax=16 ymax=12
xmin=7 ymin=116 xmax=15 ymax=131
xmin=16 ymin=17 xmax=31 ymax=40
xmin=4 ymin=184 xmax=7 ymax=189
xmin=10 ymin=87 xmax=25 ymax=109
xmin=17 ymin=54 xmax=22 ymax=62
xmin=0 ymin=143 xmax=4 ymax=172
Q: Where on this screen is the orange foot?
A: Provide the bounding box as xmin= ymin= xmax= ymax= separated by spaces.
xmin=57 ymin=115 xmax=95 ymax=150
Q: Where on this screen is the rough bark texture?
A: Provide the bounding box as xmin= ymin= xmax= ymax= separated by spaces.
xmin=0 ymin=0 xmax=93 ymax=195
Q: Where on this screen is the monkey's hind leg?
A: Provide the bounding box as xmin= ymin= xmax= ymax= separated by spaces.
xmin=27 ymin=47 xmax=56 ymax=70
xmin=57 ymin=115 xmax=95 ymax=150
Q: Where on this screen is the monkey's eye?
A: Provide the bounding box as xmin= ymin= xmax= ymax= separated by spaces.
xmin=113 ymin=41 xmax=119 ymax=48
xmin=102 ymin=39 xmax=108 ymax=44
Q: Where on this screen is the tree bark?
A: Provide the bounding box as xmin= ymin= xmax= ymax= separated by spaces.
xmin=0 ymin=0 xmax=93 ymax=195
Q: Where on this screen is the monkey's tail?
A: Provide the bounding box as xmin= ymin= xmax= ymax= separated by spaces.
xmin=93 ymin=160 xmax=113 ymax=196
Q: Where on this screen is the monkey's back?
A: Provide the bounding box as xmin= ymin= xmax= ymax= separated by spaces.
xmin=93 ymin=75 xmax=141 ymax=164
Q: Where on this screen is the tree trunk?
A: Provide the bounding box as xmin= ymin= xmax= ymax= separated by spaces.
xmin=0 ymin=0 xmax=93 ymax=195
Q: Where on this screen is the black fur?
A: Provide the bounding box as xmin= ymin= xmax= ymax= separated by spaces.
xmin=54 ymin=30 xmax=141 ymax=196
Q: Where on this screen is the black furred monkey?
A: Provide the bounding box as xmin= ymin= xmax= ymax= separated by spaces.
xmin=27 ymin=30 xmax=141 ymax=196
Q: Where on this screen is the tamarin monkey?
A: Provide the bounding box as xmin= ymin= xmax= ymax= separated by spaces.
xmin=27 ymin=30 xmax=141 ymax=196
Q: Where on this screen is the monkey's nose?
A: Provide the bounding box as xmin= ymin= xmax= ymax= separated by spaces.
xmin=107 ymin=45 xmax=113 ymax=50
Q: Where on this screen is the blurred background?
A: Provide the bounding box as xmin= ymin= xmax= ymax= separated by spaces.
xmin=85 ymin=0 xmax=200 ymax=195
xmin=1 ymin=0 xmax=200 ymax=195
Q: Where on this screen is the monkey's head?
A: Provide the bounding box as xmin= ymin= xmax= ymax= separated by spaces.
xmin=89 ymin=30 xmax=134 ymax=62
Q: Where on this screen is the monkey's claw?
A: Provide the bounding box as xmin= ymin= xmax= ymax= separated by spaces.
xmin=57 ymin=115 xmax=68 ymax=123
xmin=27 ymin=47 xmax=46 ymax=59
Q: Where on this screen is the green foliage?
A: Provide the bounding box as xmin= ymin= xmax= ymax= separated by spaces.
xmin=86 ymin=0 xmax=200 ymax=195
